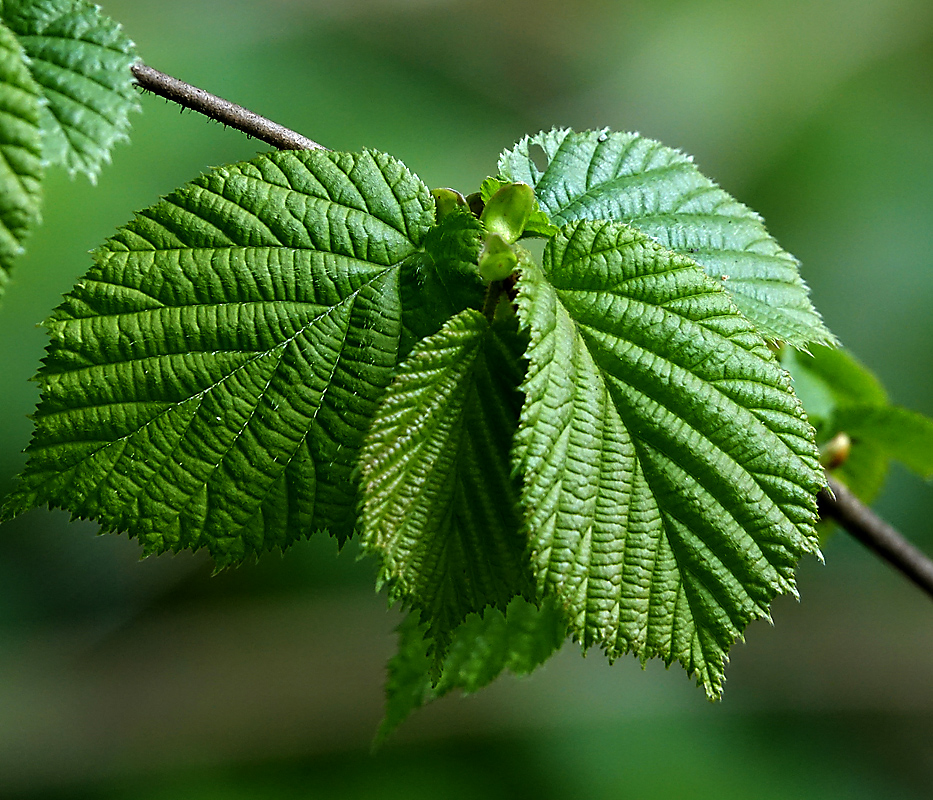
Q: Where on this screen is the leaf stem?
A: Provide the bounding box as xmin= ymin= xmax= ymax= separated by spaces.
xmin=482 ymin=280 xmax=506 ymax=321
xmin=131 ymin=63 xmax=326 ymax=151
xmin=819 ymin=474 xmax=933 ymax=601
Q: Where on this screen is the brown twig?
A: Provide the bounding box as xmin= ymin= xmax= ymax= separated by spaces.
xmin=819 ymin=474 xmax=933 ymax=601
xmin=131 ymin=62 xmax=326 ymax=152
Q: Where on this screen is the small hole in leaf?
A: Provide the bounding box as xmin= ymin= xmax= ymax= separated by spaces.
xmin=528 ymin=143 xmax=549 ymax=173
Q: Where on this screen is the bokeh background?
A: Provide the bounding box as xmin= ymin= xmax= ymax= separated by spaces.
xmin=1 ymin=0 xmax=933 ymax=796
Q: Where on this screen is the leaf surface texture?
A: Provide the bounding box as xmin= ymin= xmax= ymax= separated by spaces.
xmin=6 ymin=148 xmax=454 ymax=564
xmin=360 ymin=309 xmax=531 ymax=655
xmin=514 ymin=219 xmax=824 ymax=695
xmin=499 ymin=128 xmax=834 ymax=348
xmin=2 ymin=0 xmax=138 ymax=179
xmin=0 ymin=17 xmax=42 ymax=292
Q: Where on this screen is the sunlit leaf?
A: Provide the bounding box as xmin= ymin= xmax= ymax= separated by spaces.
xmin=499 ymin=128 xmax=835 ymax=348
xmin=515 ymin=219 xmax=824 ymax=696
xmin=4 ymin=148 xmax=455 ymax=564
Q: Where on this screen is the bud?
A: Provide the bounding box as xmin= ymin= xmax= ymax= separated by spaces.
xmin=431 ymin=188 xmax=466 ymax=220
xmin=480 ymin=182 xmax=535 ymax=243
xmin=819 ymin=431 xmax=852 ymax=471
xmin=478 ymin=233 xmax=518 ymax=282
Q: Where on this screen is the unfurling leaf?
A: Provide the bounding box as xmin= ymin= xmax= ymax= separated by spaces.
xmin=477 ymin=232 xmax=517 ymax=282
xmin=514 ymin=219 xmax=824 ymax=696
xmin=480 ymin=181 xmax=534 ymax=243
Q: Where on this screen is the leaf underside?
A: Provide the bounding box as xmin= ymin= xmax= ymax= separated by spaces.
xmin=514 ymin=219 xmax=824 ymax=696
xmin=360 ymin=309 xmax=532 ymax=657
xmin=2 ymin=0 xmax=138 ymax=180
xmin=4 ymin=148 xmax=472 ymax=565
xmin=0 ymin=17 xmax=43 ymax=292
xmin=499 ymin=128 xmax=835 ymax=349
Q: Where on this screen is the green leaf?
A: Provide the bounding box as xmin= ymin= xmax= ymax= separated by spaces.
xmin=499 ymin=129 xmax=835 ymax=349
xmin=5 ymin=148 xmax=444 ymax=565
xmin=514 ymin=219 xmax=824 ymax=697
xmin=835 ymin=405 xmax=933 ymax=479
xmin=360 ymin=308 xmax=532 ymax=656
xmin=378 ymin=597 xmax=565 ymax=743
xmin=2 ymin=0 xmax=138 ymax=180
xmin=783 ymin=345 xmax=887 ymax=425
xmin=0 ymin=17 xmax=43 ymax=292
xmin=399 ymin=209 xmax=484 ymax=355
xmin=830 ymin=437 xmax=889 ymax=505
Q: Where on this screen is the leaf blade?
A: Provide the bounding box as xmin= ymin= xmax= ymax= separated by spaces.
xmin=515 ymin=219 xmax=824 ymax=695
xmin=835 ymin=405 xmax=933 ymax=480
xmin=6 ymin=148 xmax=437 ymax=564
xmin=499 ymin=128 xmax=835 ymax=348
xmin=3 ymin=0 xmax=138 ymax=180
xmin=0 ymin=17 xmax=43 ymax=292
xmin=360 ymin=308 xmax=532 ymax=656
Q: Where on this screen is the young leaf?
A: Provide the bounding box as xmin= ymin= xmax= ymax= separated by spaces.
xmin=2 ymin=0 xmax=138 ymax=180
xmin=499 ymin=129 xmax=835 ymax=349
xmin=360 ymin=309 xmax=532 ymax=656
xmin=514 ymin=219 xmax=824 ymax=697
xmin=5 ymin=148 xmax=448 ymax=565
xmin=479 ymin=176 xmax=557 ymax=239
xmin=0 ymin=17 xmax=43 ymax=292
xmin=378 ymin=597 xmax=565 ymax=743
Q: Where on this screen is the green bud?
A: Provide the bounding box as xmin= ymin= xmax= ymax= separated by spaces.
xmin=431 ymin=188 xmax=466 ymax=220
xmin=465 ymin=192 xmax=485 ymax=218
xmin=480 ymin=182 xmax=535 ymax=243
xmin=478 ymin=233 xmax=518 ymax=282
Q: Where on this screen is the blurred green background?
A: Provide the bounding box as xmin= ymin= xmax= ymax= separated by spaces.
xmin=1 ymin=0 xmax=933 ymax=797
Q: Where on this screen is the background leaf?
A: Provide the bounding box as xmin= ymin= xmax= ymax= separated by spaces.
xmin=833 ymin=405 xmax=933 ymax=479
xmin=4 ymin=148 xmax=440 ymax=565
xmin=2 ymin=0 xmax=138 ymax=180
xmin=360 ymin=308 xmax=531 ymax=657
xmin=781 ymin=345 xmax=933 ymax=502
xmin=783 ymin=344 xmax=888 ymax=425
xmin=0 ymin=17 xmax=42 ymax=294
xmin=515 ymin=219 xmax=824 ymax=696
xmin=499 ymin=128 xmax=835 ymax=348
